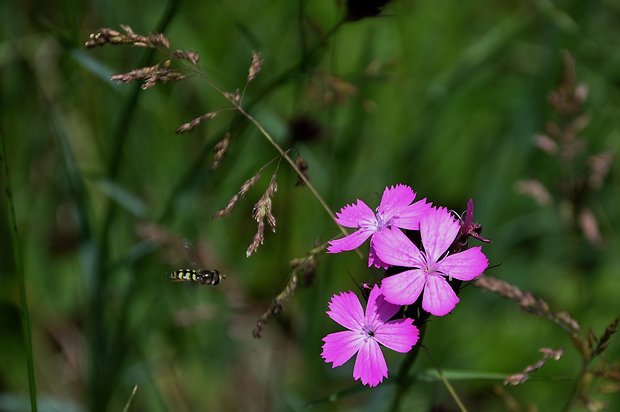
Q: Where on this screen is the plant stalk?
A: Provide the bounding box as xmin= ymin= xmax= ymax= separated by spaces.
xmin=1 ymin=131 xmax=38 ymax=412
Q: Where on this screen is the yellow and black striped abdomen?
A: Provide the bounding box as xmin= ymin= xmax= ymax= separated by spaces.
xmin=169 ymin=269 xmax=222 ymax=285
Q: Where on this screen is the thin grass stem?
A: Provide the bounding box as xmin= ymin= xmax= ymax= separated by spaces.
xmin=423 ymin=346 xmax=468 ymax=412
xmin=121 ymin=386 xmax=139 ymax=412
xmin=1 ymin=131 xmax=38 ymax=412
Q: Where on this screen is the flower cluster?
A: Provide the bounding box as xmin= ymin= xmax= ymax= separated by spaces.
xmin=322 ymin=184 xmax=489 ymax=386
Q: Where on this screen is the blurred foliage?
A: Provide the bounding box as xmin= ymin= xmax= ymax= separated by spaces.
xmin=1 ymin=0 xmax=620 ymax=411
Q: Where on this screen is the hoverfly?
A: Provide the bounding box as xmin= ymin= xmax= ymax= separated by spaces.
xmin=168 ymin=239 xmax=224 ymax=286
xmin=169 ymin=268 xmax=223 ymax=285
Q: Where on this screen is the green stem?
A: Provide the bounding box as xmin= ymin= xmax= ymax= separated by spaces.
xmin=388 ymin=324 xmax=426 ymax=412
xmin=1 ymin=131 xmax=38 ymax=412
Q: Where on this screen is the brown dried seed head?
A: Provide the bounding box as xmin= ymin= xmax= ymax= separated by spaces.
xmin=556 ymin=312 xmax=580 ymax=334
xmin=149 ymin=33 xmax=170 ymax=49
xmin=261 ymin=176 xmax=278 ymax=232
xmin=588 ymin=150 xmax=614 ymax=190
xmin=586 ymin=317 xmax=620 ymax=359
xmin=534 ymin=134 xmax=559 ymax=155
xmin=213 ymin=194 xmax=240 ymax=219
xmin=85 ymin=25 xmax=171 ymax=49
xmin=253 ymin=244 xmax=325 ymax=338
xmin=475 ymin=275 xmax=580 ymax=336
xmin=246 ymin=176 xmax=278 ymax=256
xmin=540 ymin=347 xmax=564 ymax=360
xmin=120 ymin=24 xmax=135 ymax=35
xmin=246 ymin=220 xmax=265 ymax=257
xmin=171 ymin=50 xmax=200 ymax=64
xmin=504 ymin=347 xmax=564 ymax=386
xmin=84 ymin=28 xmax=122 ymax=47
xmin=514 ymin=179 xmax=552 ymax=207
xmin=575 ymin=84 xmax=589 ymax=103
xmin=211 ymin=132 xmax=232 ymax=170
xmin=253 ymin=264 xmax=302 ymax=338
xmin=111 ymin=64 xmax=184 ymax=89
xmin=247 ymin=51 xmax=263 ymax=82
xmin=579 ymin=208 xmax=603 ymax=247
xmin=213 ymin=173 xmax=262 ymax=219
xmin=224 ymin=90 xmax=242 ymax=104
xmin=240 ymin=174 xmax=262 ymax=196
xmin=176 ymin=112 xmax=217 ymax=134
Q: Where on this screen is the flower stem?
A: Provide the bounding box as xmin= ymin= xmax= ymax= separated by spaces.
xmin=388 ymin=324 xmax=426 ymax=412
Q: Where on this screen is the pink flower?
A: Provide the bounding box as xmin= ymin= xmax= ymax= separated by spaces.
xmin=373 ymin=207 xmax=489 ymax=316
xmin=321 ymin=285 xmax=419 ymax=387
xmin=327 ymin=184 xmax=430 ymax=268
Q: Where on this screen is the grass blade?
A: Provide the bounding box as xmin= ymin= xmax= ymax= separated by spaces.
xmin=1 ymin=130 xmax=38 ymax=411
xmin=121 ymin=386 xmax=138 ymax=412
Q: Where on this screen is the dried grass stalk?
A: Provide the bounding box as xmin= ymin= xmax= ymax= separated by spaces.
xmin=514 ymin=179 xmax=553 ymax=207
xmin=247 ymin=51 xmax=263 ymax=82
xmin=171 ymin=50 xmax=200 ymax=64
xmin=176 ymin=112 xmax=218 ymax=134
xmin=253 ymin=244 xmax=326 ymax=338
xmin=224 ymin=90 xmax=242 ymax=104
xmin=578 ymin=208 xmax=603 ymax=247
xmin=111 ymin=61 xmax=184 ymax=90
xmin=474 ymin=275 xmax=580 ymax=336
xmin=592 ymin=318 xmax=619 ymax=358
xmin=588 ymin=150 xmax=614 ymax=190
xmin=213 ymin=173 xmax=261 ymax=219
xmin=85 ymin=25 xmax=170 ymax=49
xmin=505 ymin=347 xmax=564 ymax=385
xmin=211 ymin=131 xmax=232 ymax=170
xmin=246 ymin=175 xmax=277 ymax=257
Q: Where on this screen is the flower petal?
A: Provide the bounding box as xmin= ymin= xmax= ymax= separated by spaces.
xmin=326 ymin=291 xmax=364 ymax=330
xmin=422 ymin=274 xmax=459 ymax=316
xmin=372 ymin=227 xmax=424 ymax=267
xmin=381 ymin=270 xmax=426 ymax=306
xmin=364 ymin=285 xmax=401 ymax=327
xmin=334 ymin=200 xmax=376 ymax=228
xmin=353 ymin=339 xmax=388 ymax=387
xmin=327 ymin=229 xmax=373 ymax=253
xmin=322 ymin=330 xmax=363 ymax=367
xmin=377 ymin=184 xmax=414 ymax=218
xmin=420 ymin=207 xmax=460 ymax=264
xmin=368 ymin=244 xmax=391 ymax=269
xmin=437 ymin=246 xmax=488 ymax=281
xmin=391 ymin=198 xmax=432 ymax=230
xmin=374 ymin=318 xmax=419 ymax=353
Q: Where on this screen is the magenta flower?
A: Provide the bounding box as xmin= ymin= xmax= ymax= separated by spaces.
xmin=321 ymin=285 xmax=419 ymax=387
xmin=374 ymin=207 xmax=489 ymax=316
xmin=327 ymin=184 xmax=430 ymax=268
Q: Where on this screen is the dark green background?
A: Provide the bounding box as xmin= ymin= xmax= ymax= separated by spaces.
xmin=1 ymin=0 xmax=619 ymax=410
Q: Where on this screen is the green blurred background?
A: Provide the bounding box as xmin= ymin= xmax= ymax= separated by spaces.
xmin=1 ymin=0 xmax=619 ymax=411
